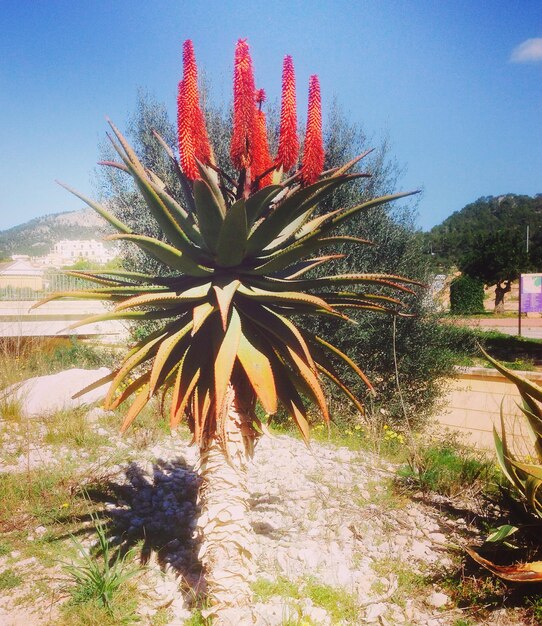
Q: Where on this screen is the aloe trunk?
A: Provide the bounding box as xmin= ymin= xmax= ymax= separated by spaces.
xmin=196 ymin=383 xmax=259 ymax=623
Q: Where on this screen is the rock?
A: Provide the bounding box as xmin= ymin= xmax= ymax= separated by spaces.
xmin=34 ymin=526 xmax=47 ymax=538
xmin=86 ymin=407 xmax=110 ymax=422
xmin=426 ymin=591 xmax=450 ymax=608
xmin=1 ymin=368 xmax=111 ymax=418
xmin=365 ymin=602 xmax=387 ymax=622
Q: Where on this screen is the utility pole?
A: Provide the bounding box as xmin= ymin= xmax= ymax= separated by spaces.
xmin=526 ymin=224 xmax=530 ymax=254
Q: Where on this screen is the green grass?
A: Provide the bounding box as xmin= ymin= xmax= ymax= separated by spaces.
xmin=304 ymin=579 xmax=359 ymax=622
xmin=252 ymin=576 xmax=300 ymax=601
xmin=370 ymin=557 xmax=427 ymax=606
xmin=398 ymin=438 xmax=499 ymax=498
xmin=252 ymin=576 xmax=360 ymax=623
xmin=0 ymin=568 xmax=23 ymax=590
xmin=43 ymin=407 xmax=109 ymax=449
xmin=59 ymin=585 xmax=139 ymax=626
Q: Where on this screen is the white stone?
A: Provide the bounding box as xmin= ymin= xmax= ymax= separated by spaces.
xmin=365 ymin=602 xmax=387 ymax=622
xmin=427 ymin=591 xmax=450 ymax=608
xmin=1 ymin=368 xmax=111 ymax=418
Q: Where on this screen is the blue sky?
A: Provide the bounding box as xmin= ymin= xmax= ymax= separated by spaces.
xmin=0 ymin=1 xmax=540 ymax=232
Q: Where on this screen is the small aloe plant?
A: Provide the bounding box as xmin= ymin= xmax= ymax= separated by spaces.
xmin=467 ymin=349 xmax=542 ymax=582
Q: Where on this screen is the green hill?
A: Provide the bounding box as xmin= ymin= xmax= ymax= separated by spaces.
xmin=426 ymin=194 xmax=542 ymax=269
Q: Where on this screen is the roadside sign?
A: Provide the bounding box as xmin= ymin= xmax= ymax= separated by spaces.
xmin=519 ymin=273 xmax=542 ymax=337
xmin=521 ymin=274 xmax=542 ymax=313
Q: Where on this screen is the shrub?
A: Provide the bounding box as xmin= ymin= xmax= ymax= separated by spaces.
xmin=450 ymin=275 xmax=485 ymax=314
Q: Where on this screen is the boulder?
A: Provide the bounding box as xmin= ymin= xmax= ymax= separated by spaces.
xmin=1 ymin=368 xmax=111 ymax=418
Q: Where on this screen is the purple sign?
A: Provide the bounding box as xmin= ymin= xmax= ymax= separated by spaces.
xmin=521 ymin=274 xmax=542 ymax=313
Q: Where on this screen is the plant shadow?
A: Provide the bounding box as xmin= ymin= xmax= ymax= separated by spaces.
xmin=58 ymin=455 xmax=203 ymax=590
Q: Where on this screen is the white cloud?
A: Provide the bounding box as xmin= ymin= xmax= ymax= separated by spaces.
xmin=511 ymin=38 xmax=542 ymax=63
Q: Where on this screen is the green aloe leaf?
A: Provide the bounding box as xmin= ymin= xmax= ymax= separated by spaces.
xmin=271 ymin=358 xmax=310 ymax=442
xmin=213 ymin=280 xmax=241 ymax=330
xmin=114 ymin=283 xmax=211 ymax=312
xmin=249 ymin=236 xmax=372 ymax=275
xmin=314 ymin=335 xmax=374 ymax=392
xmin=245 ymin=174 xmax=361 ymax=255
xmin=107 ymin=121 xmax=205 ymax=254
xmin=106 ymin=234 xmax=212 ymax=277
xmin=193 ymin=179 xmax=225 ymax=253
xmin=66 ymin=308 xmax=176 ymax=331
xmin=245 ymin=184 xmax=283 ymax=226
xmin=149 ymin=320 xmax=194 ymax=395
xmin=56 ymin=181 xmax=132 ymax=235
xmin=238 ymin=285 xmax=333 ymax=312
xmin=315 ymin=362 xmax=366 ymax=416
xmin=486 ymin=525 xmax=519 ymax=543
xmin=196 ymin=160 xmax=226 ymax=216
xmin=254 ymin=273 xmax=423 ymax=293
xmin=216 ymin=199 xmax=248 ymax=266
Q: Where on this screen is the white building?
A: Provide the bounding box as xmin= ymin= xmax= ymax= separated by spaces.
xmin=0 ymin=258 xmax=44 ymax=290
xmin=46 ymin=240 xmax=117 ymax=267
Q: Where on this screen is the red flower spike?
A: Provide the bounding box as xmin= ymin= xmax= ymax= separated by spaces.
xmin=183 ymin=40 xmax=212 ymax=164
xmin=230 ymin=39 xmax=257 ymax=170
xmin=276 ymin=55 xmax=299 ymax=171
xmin=301 ymin=75 xmax=324 ymax=186
xmin=177 ymin=40 xmax=211 ymax=180
xmin=252 ymin=107 xmax=273 ymax=189
xmin=177 ymin=79 xmax=198 ymax=180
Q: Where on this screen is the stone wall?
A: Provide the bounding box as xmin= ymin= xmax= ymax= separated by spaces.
xmin=436 ymin=367 xmax=542 ymax=451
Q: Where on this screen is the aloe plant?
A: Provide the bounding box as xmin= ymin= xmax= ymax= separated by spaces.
xmin=39 ymin=39 xmax=420 ymax=621
xmin=467 ymin=349 xmax=542 ymax=583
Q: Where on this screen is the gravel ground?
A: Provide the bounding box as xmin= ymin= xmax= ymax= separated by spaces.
xmin=0 ymin=415 xmax=530 ymax=625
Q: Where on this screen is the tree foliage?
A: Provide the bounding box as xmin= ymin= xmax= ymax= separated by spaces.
xmin=426 ymin=194 xmax=542 ymax=277
xmin=449 ymin=275 xmax=485 ymax=315
xmin=461 ymin=229 xmax=531 ymax=286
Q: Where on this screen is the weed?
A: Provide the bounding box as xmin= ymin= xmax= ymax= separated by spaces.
xmin=59 ymin=584 xmax=139 ymax=626
xmin=356 ymin=478 xmax=407 ymax=511
xmin=252 ymin=576 xmax=300 ymax=601
xmin=0 ymin=541 xmax=12 ymax=556
xmin=398 ymin=437 xmax=499 ymax=498
xmin=42 ymin=407 xmax=108 ymax=450
xmin=527 ymin=596 xmax=542 ymax=624
xmin=0 ymin=394 xmax=24 ymax=421
xmin=182 ymin=609 xmax=213 ymax=625
xmin=0 ymin=568 xmax=23 ymax=590
xmin=370 ymin=557 xmax=427 ymax=606
xmin=150 ymin=607 xmax=174 ymax=625
xmin=442 ymin=569 xmax=504 ymax=610
xmin=62 ymin=512 xmax=140 ymax=616
xmin=304 ymin=579 xmax=359 ymax=622
xmin=252 ymin=576 xmax=360 ymax=623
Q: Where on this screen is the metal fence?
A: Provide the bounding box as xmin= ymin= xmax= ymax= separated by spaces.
xmin=0 ymin=272 xmax=90 ymax=301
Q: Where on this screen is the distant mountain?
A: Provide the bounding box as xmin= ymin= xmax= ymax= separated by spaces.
xmin=0 ymin=209 xmax=109 ymax=259
xmin=425 ymin=194 xmax=542 ymax=268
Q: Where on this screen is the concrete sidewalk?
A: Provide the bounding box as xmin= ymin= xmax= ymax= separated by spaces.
xmin=0 ymin=300 xmax=128 ymax=339
xmin=449 ymin=316 xmax=542 ymax=339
